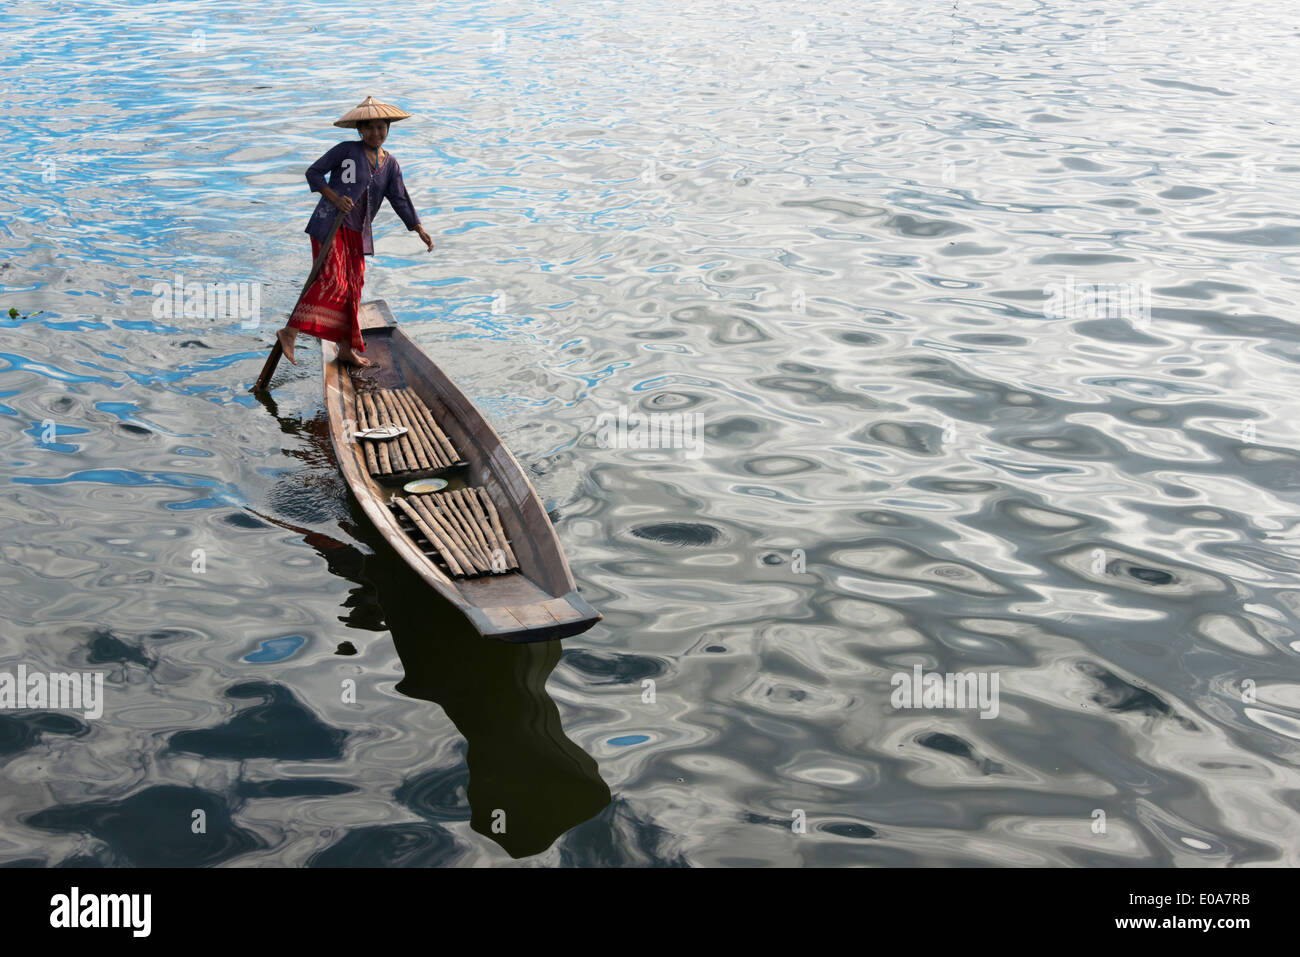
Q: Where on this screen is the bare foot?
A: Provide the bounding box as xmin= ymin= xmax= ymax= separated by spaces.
xmin=277 ymin=327 xmax=297 ymax=365
xmin=337 ymin=348 xmax=374 ymax=368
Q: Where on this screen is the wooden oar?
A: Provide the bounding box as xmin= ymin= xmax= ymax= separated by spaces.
xmin=251 ymin=207 xmax=346 ymax=393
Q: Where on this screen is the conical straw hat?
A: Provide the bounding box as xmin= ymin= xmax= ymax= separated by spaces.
xmin=333 ymin=95 xmax=412 ymax=129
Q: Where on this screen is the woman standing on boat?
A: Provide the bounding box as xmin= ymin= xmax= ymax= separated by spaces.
xmin=277 ymin=96 xmax=434 ymax=368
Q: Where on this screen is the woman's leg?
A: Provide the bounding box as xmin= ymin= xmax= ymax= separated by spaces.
xmin=277 ymin=324 xmax=298 ymax=365
xmin=281 ymin=230 xmax=375 ymax=366
xmin=335 ymin=235 xmax=371 ymax=366
xmin=336 ymin=344 xmax=372 ymax=367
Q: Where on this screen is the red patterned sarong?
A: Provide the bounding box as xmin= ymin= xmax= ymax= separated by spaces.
xmin=287 ymin=225 xmax=365 ymax=353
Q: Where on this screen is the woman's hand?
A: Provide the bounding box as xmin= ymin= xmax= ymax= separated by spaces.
xmin=322 ymin=187 xmax=354 ymax=214
xmin=415 ymin=225 xmax=434 ymax=252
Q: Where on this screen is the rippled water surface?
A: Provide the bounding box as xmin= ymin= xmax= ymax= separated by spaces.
xmin=3 ymin=0 xmax=1300 ymax=866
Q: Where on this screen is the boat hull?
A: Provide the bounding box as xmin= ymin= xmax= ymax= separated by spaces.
xmin=322 ymin=300 xmax=601 ymax=642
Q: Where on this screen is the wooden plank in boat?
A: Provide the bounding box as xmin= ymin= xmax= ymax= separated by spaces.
xmin=458 ymin=573 xmax=547 ymax=604
xmin=358 ymin=300 xmax=394 ymax=330
xmin=540 ymin=597 xmax=582 ymax=623
xmin=506 ymin=603 xmax=553 ymax=628
xmin=482 ymin=607 xmax=522 ymax=632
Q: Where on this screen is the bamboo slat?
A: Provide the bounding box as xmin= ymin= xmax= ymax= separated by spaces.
xmin=353 ymin=387 xmax=380 ymax=475
xmin=453 ymin=489 xmax=495 ymax=564
xmin=440 ymin=497 xmax=490 ymax=574
xmin=353 ymin=386 xmax=468 ymax=478
xmin=394 ymin=497 xmax=465 ymax=577
xmin=406 ymin=392 xmax=460 ymax=464
xmin=437 ymin=493 xmax=488 ymax=570
xmin=389 ymin=485 xmax=519 ymax=579
xmin=393 ymin=395 xmax=420 ymax=469
xmin=447 ymin=493 xmax=494 ymax=572
xmin=393 ymin=389 xmax=436 ymax=470
xmin=377 ymin=390 xmax=423 ymax=470
xmin=403 ymin=496 xmax=472 ymax=574
xmin=360 ymin=392 xmax=393 ymax=473
xmin=389 ymin=388 xmax=447 ymax=468
xmin=466 ymin=487 xmax=515 ymax=571
xmin=476 ymin=487 xmax=519 ymax=569
xmin=410 ymin=494 xmax=485 ymax=574
xmin=374 ymin=392 xmax=408 ymax=472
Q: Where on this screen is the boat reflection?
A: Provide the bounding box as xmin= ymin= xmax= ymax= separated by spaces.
xmin=381 ymin=551 xmax=613 ymax=859
xmin=254 ymin=402 xmax=610 ymax=859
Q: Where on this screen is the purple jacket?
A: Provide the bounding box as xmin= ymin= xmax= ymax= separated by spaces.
xmin=304 ymin=140 xmax=421 ymax=256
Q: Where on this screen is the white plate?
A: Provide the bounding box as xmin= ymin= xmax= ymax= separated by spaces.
xmin=353 ymin=425 xmax=408 ymax=441
xmin=404 ymin=478 xmax=449 ymax=494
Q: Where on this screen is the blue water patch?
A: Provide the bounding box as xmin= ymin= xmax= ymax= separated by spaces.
xmin=123 ymin=352 xmax=264 ymax=387
xmin=243 ymin=636 xmax=307 ymax=663
xmin=607 ymin=734 xmax=650 ymax=747
xmin=446 ymin=220 xmax=498 ymax=235
xmin=0 ymin=353 xmax=118 ymax=385
xmin=164 ymin=497 xmax=237 ymax=511
xmin=0 ymin=312 xmax=109 ymax=333
xmin=12 ymin=467 xmax=244 ymax=509
xmin=95 ymin=401 xmax=138 ymax=416
xmin=24 ymin=422 xmax=90 ymax=454
xmin=114 ymin=318 xmax=187 ymax=335
xmin=94 ymin=400 xmax=195 ymax=437
xmin=47 ymin=319 xmax=112 ymax=332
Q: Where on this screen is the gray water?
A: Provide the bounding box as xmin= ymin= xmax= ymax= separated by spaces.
xmin=2 ymin=0 xmax=1299 ymax=866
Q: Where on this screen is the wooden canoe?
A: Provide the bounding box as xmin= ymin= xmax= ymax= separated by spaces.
xmin=321 ymin=300 xmax=601 ymax=642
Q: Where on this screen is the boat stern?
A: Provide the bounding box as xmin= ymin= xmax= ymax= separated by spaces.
xmin=465 ymin=590 xmax=602 ymax=643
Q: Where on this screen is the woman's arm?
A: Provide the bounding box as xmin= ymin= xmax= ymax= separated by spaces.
xmin=306 ymin=142 xmax=354 ymax=213
xmin=385 ymin=161 xmax=433 ymax=251
xmin=320 ymin=185 xmax=354 ymax=214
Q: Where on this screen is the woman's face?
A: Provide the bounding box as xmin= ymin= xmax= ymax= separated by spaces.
xmin=358 ymin=119 xmax=389 ymax=148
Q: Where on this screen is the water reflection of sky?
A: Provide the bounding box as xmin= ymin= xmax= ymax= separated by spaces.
xmin=1 ymin=0 xmax=1299 ymax=866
